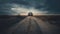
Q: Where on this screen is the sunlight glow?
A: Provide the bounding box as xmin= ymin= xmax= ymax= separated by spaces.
xmin=11 ymin=4 xmax=48 ymax=16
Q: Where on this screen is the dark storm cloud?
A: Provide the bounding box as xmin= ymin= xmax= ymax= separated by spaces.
xmin=0 ymin=0 xmax=45 ymax=15
xmin=45 ymin=0 xmax=60 ymax=14
xmin=0 ymin=0 xmax=45 ymax=9
xmin=0 ymin=4 xmax=11 ymax=15
xmin=0 ymin=0 xmax=60 ymax=15
xmin=0 ymin=3 xmax=19 ymax=15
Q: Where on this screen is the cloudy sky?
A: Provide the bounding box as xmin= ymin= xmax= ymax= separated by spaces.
xmin=0 ymin=0 xmax=60 ymax=15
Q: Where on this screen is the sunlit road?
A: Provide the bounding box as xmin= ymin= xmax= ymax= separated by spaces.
xmin=5 ymin=16 xmax=60 ymax=34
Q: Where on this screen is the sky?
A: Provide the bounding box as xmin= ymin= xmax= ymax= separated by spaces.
xmin=0 ymin=0 xmax=60 ymax=15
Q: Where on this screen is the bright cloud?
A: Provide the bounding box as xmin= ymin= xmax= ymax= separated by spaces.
xmin=10 ymin=3 xmax=48 ymax=15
